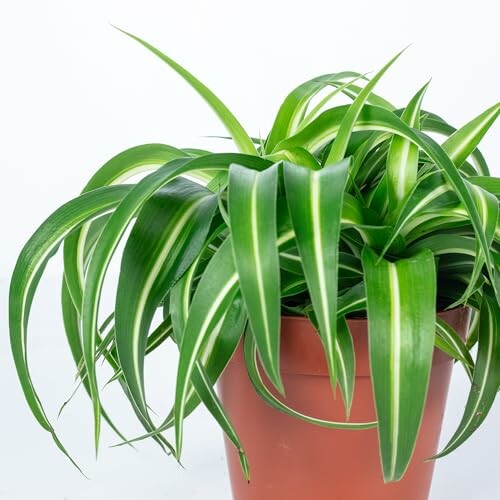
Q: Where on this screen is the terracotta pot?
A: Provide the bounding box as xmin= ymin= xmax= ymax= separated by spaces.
xmin=219 ymin=308 xmax=470 ymax=500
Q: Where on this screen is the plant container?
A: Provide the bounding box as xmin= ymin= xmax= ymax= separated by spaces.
xmin=220 ymin=308 xmax=470 ymax=500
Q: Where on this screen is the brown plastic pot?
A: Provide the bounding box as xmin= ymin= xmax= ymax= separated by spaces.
xmin=219 ymin=308 xmax=470 ymax=500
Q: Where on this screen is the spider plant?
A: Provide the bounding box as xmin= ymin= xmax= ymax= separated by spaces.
xmin=9 ymin=29 xmax=500 ymax=483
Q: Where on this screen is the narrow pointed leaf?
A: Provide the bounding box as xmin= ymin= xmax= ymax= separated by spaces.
xmin=434 ymin=293 xmax=500 ymax=458
xmin=115 ymin=178 xmax=217 ymax=419
xmin=336 ymin=317 xmax=356 ymax=417
xmin=80 ymin=154 xmax=266 ymax=449
xmin=326 ymin=50 xmax=405 ymax=163
xmin=435 ymin=317 xmax=474 ymax=381
xmin=9 ymin=185 xmax=131 ymax=471
xmin=284 ymin=159 xmax=350 ymax=390
xmin=441 ymin=103 xmax=500 ymax=169
xmin=243 ymin=333 xmax=376 ymax=430
xmin=386 ymin=82 xmax=429 ymax=212
xmin=265 ymin=72 xmax=363 ymax=153
xmin=116 ymin=28 xmax=257 ymax=155
xmin=228 ymin=163 xmax=282 ymax=391
xmin=174 ymin=239 xmax=239 ymax=457
xmin=362 ymin=247 xmax=437 ymax=482
xmin=63 ymin=144 xmax=190 ymax=311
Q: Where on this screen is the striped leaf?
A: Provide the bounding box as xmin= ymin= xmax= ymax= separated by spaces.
xmin=63 ymin=144 xmax=191 ymax=311
xmin=9 ymin=185 xmax=131 ymax=471
xmin=306 ymin=309 xmax=356 ymax=417
xmin=362 ymin=247 xmax=437 ymax=482
xmin=336 ymin=317 xmax=356 ymax=417
xmin=80 ymin=154 xmax=267 ymax=450
xmin=114 ymin=177 xmax=217 ymax=419
xmin=378 ymin=172 xmax=456 ymax=257
xmin=284 ymin=159 xmax=350 ymax=390
xmin=451 ymin=182 xmax=499 ymax=305
xmin=326 ymin=50 xmax=405 ymax=163
xmin=265 ymin=72 xmax=363 ymax=153
xmin=278 ymin=103 xmax=497 ymax=293
xmin=167 ymin=253 xmax=249 ymax=477
xmin=228 ymin=163 xmax=282 ymax=391
xmin=386 ymin=82 xmax=429 ymax=212
xmin=434 ymin=293 xmax=500 ymax=458
xmin=174 ymin=239 xmax=239 ymax=457
xmin=435 ymin=317 xmax=474 ymax=381
xmin=441 ymin=102 xmax=500 ymax=169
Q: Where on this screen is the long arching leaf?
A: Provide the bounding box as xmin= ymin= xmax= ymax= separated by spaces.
xmin=9 ymin=185 xmax=131 ymax=471
xmin=362 ymin=247 xmax=437 ymax=482
xmin=80 ymin=154 xmax=266 ymax=451
xmin=243 ymin=333 xmax=376 ymax=430
xmin=115 ymin=178 xmax=217 ymax=419
xmin=116 ymin=28 xmax=257 ymax=155
xmin=434 ymin=292 xmax=500 ymax=458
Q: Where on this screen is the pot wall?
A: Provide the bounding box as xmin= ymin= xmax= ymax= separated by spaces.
xmin=219 ymin=308 xmax=470 ymax=500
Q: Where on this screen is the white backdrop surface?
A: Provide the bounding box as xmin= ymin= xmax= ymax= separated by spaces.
xmin=0 ymin=1 xmax=499 ymax=499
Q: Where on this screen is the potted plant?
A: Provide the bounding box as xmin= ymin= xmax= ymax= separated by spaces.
xmin=9 ymin=29 xmax=500 ymax=500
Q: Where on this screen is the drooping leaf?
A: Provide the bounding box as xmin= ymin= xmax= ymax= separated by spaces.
xmin=80 ymin=154 xmax=267 ymax=450
xmin=435 ymin=317 xmax=474 ymax=381
xmin=434 ymin=292 xmax=500 ymax=458
xmin=243 ymin=332 xmax=376 ymax=430
xmin=362 ymin=247 xmax=437 ymax=482
xmin=115 ymin=177 xmax=217 ymax=419
xmin=9 ymin=185 xmax=131 ymax=471
xmin=284 ymin=159 xmax=350 ymax=391
xmin=228 ymin=163 xmax=282 ymax=391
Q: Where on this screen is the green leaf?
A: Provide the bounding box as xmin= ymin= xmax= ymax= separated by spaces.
xmin=80 ymin=153 xmax=266 ymax=450
xmin=115 ymin=28 xmax=257 ymax=155
xmin=9 ymin=184 xmax=131 ymax=472
xmin=61 ymin=280 xmax=130 ymax=443
xmin=333 ymin=81 xmax=396 ymax=111
xmin=265 ymin=72 xmax=363 ymax=154
xmin=174 ymin=239 xmax=239 ymax=457
xmin=166 ymin=249 xmax=250 ymax=476
xmin=362 ymin=247 xmax=437 ymax=482
xmin=468 ymin=176 xmax=500 ymax=199
xmin=379 ymin=172 xmax=456 ymax=258
xmin=115 ymin=177 xmax=217 ymax=419
xmin=326 ymin=49 xmax=406 ymax=163
xmin=284 ymin=159 xmax=350 ymax=391
xmin=336 ymin=317 xmax=356 ymax=417
xmin=451 ymin=182 xmax=499 ymax=306
xmin=279 ymin=103 xmax=496 ymax=295
xmin=386 ymin=82 xmax=429 ymax=212
xmin=434 ymin=292 xmax=500 ymax=458
xmin=228 ymin=163 xmax=282 ymax=391
xmin=435 ymin=317 xmax=474 ymax=381
xmin=243 ymin=332 xmax=376 ymax=430
xmin=441 ymin=103 xmax=500 ymax=169
xmin=63 ymin=143 xmax=189 ymax=313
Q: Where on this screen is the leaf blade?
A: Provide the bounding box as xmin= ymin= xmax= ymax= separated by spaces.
xmin=362 ymin=247 xmax=437 ymax=482
xmin=284 ymin=159 xmax=350 ymax=390
xmin=228 ymin=163 xmax=282 ymax=391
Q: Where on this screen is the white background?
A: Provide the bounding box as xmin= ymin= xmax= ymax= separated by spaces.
xmin=1 ymin=1 xmax=499 ymax=499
